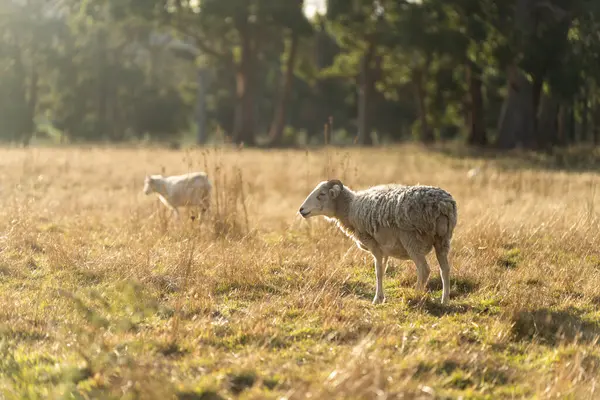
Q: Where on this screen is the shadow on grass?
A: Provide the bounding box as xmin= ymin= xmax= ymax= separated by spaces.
xmin=414 ymin=358 xmax=512 ymax=389
xmin=225 ymin=371 xmax=257 ymax=395
xmin=396 ymin=274 xmax=478 ymax=298
xmin=406 ymin=296 xmax=472 ymax=316
xmin=426 ymin=276 xmax=479 ymax=298
xmin=213 ymin=281 xmax=283 ymax=299
xmin=153 ymin=340 xmax=190 ymax=358
xmin=177 ymin=391 xmax=224 ymax=400
xmin=340 ymin=279 xmax=374 ymax=300
xmin=0 ymin=325 xmax=49 ymax=343
xmin=340 ymin=275 xmax=478 ymax=311
xmin=511 ymin=307 xmax=600 ymax=345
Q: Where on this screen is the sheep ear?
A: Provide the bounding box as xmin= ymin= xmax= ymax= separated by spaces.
xmin=328 ymin=179 xmax=343 ymax=199
xmin=329 ymin=183 xmax=342 ymax=199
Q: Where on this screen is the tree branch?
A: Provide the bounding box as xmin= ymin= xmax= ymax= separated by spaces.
xmin=535 ymin=1 xmax=569 ymax=21
xmin=172 ymin=24 xmax=231 ymax=60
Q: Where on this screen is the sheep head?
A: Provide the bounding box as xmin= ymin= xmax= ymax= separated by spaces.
xmin=143 ymin=175 xmax=161 ymax=195
xmin=298 ymin=179 xmax=344 ymax=219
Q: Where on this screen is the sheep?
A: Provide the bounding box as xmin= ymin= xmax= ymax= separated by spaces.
xmin=467 ymin=161 xmax=491 ymax=180
xmin=466 ymin=167 xmax=481 ymax=180
xmin=298 ymin=179 xmax=457 ymax=305
xmin=143 ymin=172 xmax=212 ymax=220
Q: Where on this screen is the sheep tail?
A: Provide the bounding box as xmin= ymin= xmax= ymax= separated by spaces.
xmin=435 ymin=198 xmax=457 ymax=239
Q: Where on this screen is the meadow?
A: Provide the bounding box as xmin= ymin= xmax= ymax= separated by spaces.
xmin=0 ymin=145 xmax=599 ymax=399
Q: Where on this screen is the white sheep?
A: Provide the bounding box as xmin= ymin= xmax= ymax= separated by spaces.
xmin=466 ymin=167 xmax=481 ymax=179
xmin=467 ymin=161 xmax=491 ymax=180
xmin=143 ymin=172 xmax=212 ymax=220
xmin=298 ymin=179 xmax=457 ymax=305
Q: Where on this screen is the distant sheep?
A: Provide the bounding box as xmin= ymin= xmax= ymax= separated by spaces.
xmin=467 ymin=161 xmax=491 ymax=180
xmin=143 ymin=172 xmax=212 ymax=220
xmin=299 ymin=180 xmax=457 ymax=305
xmin=466 ymin=167 xmax=481 ymax=179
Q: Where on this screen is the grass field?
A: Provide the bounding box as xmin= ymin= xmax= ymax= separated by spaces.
xmin=0 ymin=145 xmax=599 ymax=399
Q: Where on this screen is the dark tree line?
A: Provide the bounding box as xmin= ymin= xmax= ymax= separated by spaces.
xmin=1 ymin=0 xmax=600 ymax=149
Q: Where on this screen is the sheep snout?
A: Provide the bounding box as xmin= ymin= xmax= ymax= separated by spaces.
xmin=299 ymin=207 xmax=311 ymax=218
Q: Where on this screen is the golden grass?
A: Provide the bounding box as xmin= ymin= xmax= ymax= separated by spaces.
xmin=0 ymin=144 xmax=599 ymax=399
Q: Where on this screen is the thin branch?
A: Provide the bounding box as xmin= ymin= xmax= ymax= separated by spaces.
xmin=535 ymin=1 xmax=569 ymax=21
xmin=173 ymin=24 xmax=231 ymax=60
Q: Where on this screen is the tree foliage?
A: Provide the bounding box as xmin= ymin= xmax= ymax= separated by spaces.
xmin=1 ymin=0 xmax=600 ymax=148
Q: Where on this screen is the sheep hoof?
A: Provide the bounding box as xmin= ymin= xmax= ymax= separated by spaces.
xmin=372 ymin=295 xmax=385 ymax=305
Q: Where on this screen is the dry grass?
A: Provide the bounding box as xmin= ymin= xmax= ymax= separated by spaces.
xmin=0 ymin=144 xmax=599 ymax=399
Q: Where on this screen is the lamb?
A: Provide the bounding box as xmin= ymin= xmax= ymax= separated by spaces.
xmin=143 ymin=172 xmax=212 ymax=220
xmin=466 ymin=167 xmax=481 ymax=180
xmin=298 ymin=179 xmax=457 ymax=305
xmin=467 ymin=161 xmax=490 ymax=180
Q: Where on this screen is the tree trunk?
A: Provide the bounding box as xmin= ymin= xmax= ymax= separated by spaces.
xmin=413 ymin=57 xmax=434 ymax=143
xmin=496 ymin=0 xmax=536 ymax=150
xmin=357 ymin=41 xmax=375 ymax=146
xmin=269 ymin=29 xmax=299 ymax=147
xmin=233 ymin=70 xmax=245 ymax=144
xmin=581 ymin=89 xmax=588 ymax=144
xmin=496 ymin=66 xmax=535 ymax=149
xmin=557 ymin=104 xmax=566 ymax=146
xmin=196 ymin=68 xmax=209 ymax=145
xmin=498 ymin=0 xmax=574 ymax=150
xmin=414 ymin=75 xmax=433 ymax=143
xmin=567 ymin=103 xmax=576 ymax=145
xmin=593 ymin=93 xmax=599 ymax=146
xmin=531 ymin=73 xmax=544 ymax=148
xmin=537 ymin=92 xmax=559 ymax=150
xmin=466 ymin=62 xmax=487 ymax=146
xmin=233 ymin=6 xmax=255 ymax=146
xmin=11 ymin=36 xmax=27 ymax=144
xmin=22 ymin=65 xmax=38 ymax=147
xmin=97 ymin=31 xmax=109 ymax=140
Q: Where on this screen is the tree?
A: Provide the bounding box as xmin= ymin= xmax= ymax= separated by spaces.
xmin=0 ymin=0 xmax=62 ymax=145
xmin=495 ymin=0 xmax=578 ymax=150
xmin=268 ymin=0 xmax=313 ymax=147
xmin=1 ymin=0 xmax=599 ymax=151
xmin=326 ymin=0 xmax=389 ymax=145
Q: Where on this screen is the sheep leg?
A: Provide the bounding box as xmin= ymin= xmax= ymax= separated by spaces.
xmin=412 ymin=254 xmax=431 ymax=293
xmin=434 ymin=240 xmax=451 ymax=304
xmin=383 ymin=256 xmax=389 ymax=274
xmin=199 ymin=202 xmax=211 ymax=222
xmin=189 ymin=209 xmax=198 ymax=223
xmin=372 ymin=252 xmax=386 ymax=305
